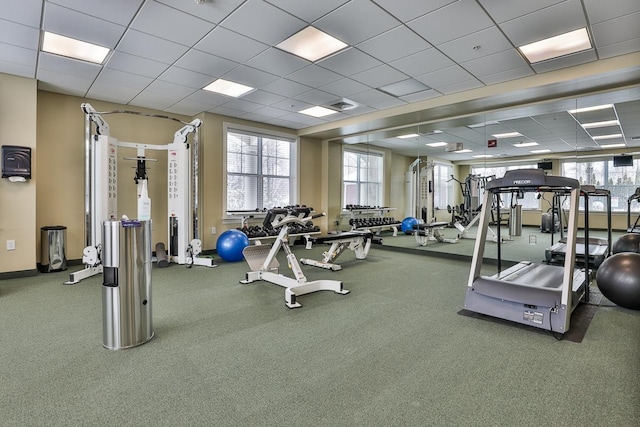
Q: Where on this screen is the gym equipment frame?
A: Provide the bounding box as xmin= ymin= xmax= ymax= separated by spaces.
xmin=300 ymin=230 xmax=381 ymax=271
xmin=412 ymin=222 xmax=458 ymax=246
xmin=66 ymin=103 xmax=213 ymax=285
xmin=627 ymin=187 xmax=640 ymax=233
xmin=464 ymin=169 xmax=588 ymax=334
xmin=241 ymin=207 xmax=349 ymax=308
xmin=545 ymin=185 xmax=612 ymax=269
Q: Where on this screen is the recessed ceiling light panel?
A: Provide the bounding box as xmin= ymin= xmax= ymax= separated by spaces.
xmin=519 ymin=28 xmax=591 ymax=63
xmin=203 ymin=79 xmax=254 ymax=97
xmin=426 ymin=142 xmax=447 ymax=147
xmin=531 ymin=149 xmax=552 ymax=154
xmin=299 ymin=106 xmax=338 ymax=118
xmin=513 ymin=142 xmax=539 ymax=148
xmin=277 ymin=26 xmax=348 ymax=62
xmin=42 ymin=31 xmax=109 ymax=64
xmin=568 ymin=104 xmax=613 ymax=114
xmin=492 ymin=132 xmax=522 ymax=139
xmin=398 ymin=133 xmax=420 ymax=139
xmin=581 ymin=120 xmax=620 ymax=129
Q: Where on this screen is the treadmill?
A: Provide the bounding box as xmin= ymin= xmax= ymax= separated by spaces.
xmin=545 ymin=185 xmax=612 ymax=269
xmin=463 ymin=169 xmax=588 ymax=334
xmin=627 ymin=187 xmax=640 ymax=233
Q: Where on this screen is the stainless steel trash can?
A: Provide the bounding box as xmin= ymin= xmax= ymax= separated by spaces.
xmin=102 ymin=219 xmax=153 ymax=350
xmin=509 ymin=204 xmax=522 ymax=236
xmin=40 ymin=226 xmax=67 ymax=273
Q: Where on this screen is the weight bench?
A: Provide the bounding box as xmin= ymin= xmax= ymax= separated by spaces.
xmin=412 ymin=222 xmax=459 ymax=246
xmin=300 ymin=231 xmax=381 ymax=271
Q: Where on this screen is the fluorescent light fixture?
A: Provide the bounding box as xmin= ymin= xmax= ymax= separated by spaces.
xmin=472 ymin=154 xmax=493 ymax=158
xmin=42 ymin=31 xmax=109 ymax=64
xmin=492 ymin=132 xmax=522 ymax=139
xmin=600 ymin=143 xmax=626 ymax=148
xmin=454 ymin=149 xmax=473 ymax=153
xmin=426 ymin=142 xmax=448 ymax=147
xmin=398 ymin=133 xmax=420 ymax=139
xmin=203 ymin=79 xmax=254 ymax=97
xmin=513 ymin=142 xmax=539 ymax=148
xmin=531 ymin=149 xmax=552 ymax=154
xmin=299 ymin=106 xmax=338 ymax=118
xmin=277 ymin=26 xmax=348 ymax=62
xmin=581 ymin=120 xmax=620 ymax=129
xmin=568 ymin=104 xmax=612 ymax=114
xmin=592 ymin=134 xmax=623 ymax=141
xmin=519 ymin=28 xmax=591 ymax=63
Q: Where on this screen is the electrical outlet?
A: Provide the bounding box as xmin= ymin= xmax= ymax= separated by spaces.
xmin=211 ymin=227 xmax=216 ymax=235
xmin=7 ymin=240 xmax=16 ymax=251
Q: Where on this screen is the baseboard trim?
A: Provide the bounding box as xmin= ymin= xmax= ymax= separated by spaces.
xmin=0 ymin=268 xmax=39 ymax=280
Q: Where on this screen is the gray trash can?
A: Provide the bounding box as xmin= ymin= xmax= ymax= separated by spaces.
xmin=509 ymin=205 xmax=522 ymax=236
xmin=102 ymin=219 xmax=153 ymax=350
xmin=40 ymin=226 xmax=67 ymax=273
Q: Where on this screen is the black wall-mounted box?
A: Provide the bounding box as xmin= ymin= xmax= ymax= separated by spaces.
xmin=2 ymin=145 xmax=32 ymax=179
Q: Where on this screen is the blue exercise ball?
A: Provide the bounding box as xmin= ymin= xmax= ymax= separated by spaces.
xmin=216 ymin=229 xmax=249 ymax=262
xmin=401 ymin=217 xmax=419 ymax=234
xmin=596 ymin=252 xmax=640 ymax=310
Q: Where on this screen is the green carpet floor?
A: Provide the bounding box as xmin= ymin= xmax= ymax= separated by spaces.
xmin=0 ymin=239 xmax=638 ymax=426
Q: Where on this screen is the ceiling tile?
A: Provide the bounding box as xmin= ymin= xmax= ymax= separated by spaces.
xmin=105 ymin=51 xmax=169 ymax=79
xmin=43 ymin=2 xmax=126 ymax=48
xmin=315 ymin=0 xmax=400 ymax=45
xmin=165 ymin=98 xmax=221 ymax=116
xmin=85 ymin=82 xmax=140 ymax=104
xmin=0 ymin=19 xmax=40 ymax=50
xmin=95 ymin=67 xmax=153 ymax=90
xmin=389 ymin=48 xmax=455 ymax=76
xmin=591 ymin=12 xmax=640 ymax=49
xmin=597 ymin=37 xmax=640 ymax=59
xmin=241 ymin=90 xmax=287 ymax=107
xmin=416 ymin=65 xmax=482 ymax=94
xmin=195 ymin=27 xmax=269 ymax=63
xmin=0 ymin=42 xmax=37 ymax=68
xmin=478 ymin=0 xmax=567 ymax=24
xmin=246 ymin=48 xmax=309 ymax=77
xmin=407 ymin=0 xmax=494 ymax=45
xmin=437 ymin=27 xmax=513 ymax=63
xmin=158 ymin=66 xmax=215 ymax=89
xmin=261 ymin=78 xmax=313 ymax=98
xmin=356 ymin=25 xmax=431 ymax=63
xmin=285 ymin=64 xmax=343 ymax=87
xmin=155 ymin=0 xmax=246 ymax=25
xmin=264 ymin=0 xmax=349 ymax=23
xmin=117 ymin=29 xmax=190 ymax=64
xmin=350 ymin=89 xmax=406 ymax=109
xmin=271 ymin=97 xmax=314 ymax=113
xmin=221 ymin=98 xmax=264 ymax=113
xmin=462 ymin=49 xmax=530 ymax=78
xmin=222 ymin=65 xmax=280 ymax=88
xmin=319 ymin=78 xmax=371 ymax=97
xmin=583 ymin=0 xmax=640 ymax=24
xmin=173 ymin=49 xmax=238 ymax=77
xmin=1 ymin=0 xmax=43 ymax=27
xmin=372 ymin=0 xmax=457 ymax=22
xmin=131 ymin=1 xmax=213 ymax=47
xmin=317 ymin=48 xmax=382 ymax=77
xmin=221 ymin=0 xmax=307 ymax=45
xmin=38 ymin=51 xmax=102 ymax=79
xmin=248 ymin=106 xmax=290 ymax=119
xmin=183 ymin=90 xmax=230 ymax=108
xmin=478 ymin=66 xmax=535 ymax=86
xmin=0 ymin=59 xmax=36 ymax=78
xmin=48 ymin=0 xmax=144 ymax=26
xmin=36 ymin=68 xmax=93 ymax=96
xmin=292 ymin=89 xmax=339 ymax=106
xmin=351 ymin=64 xmax=408 ymax=88
xmin=499 ymin=0 xmax=587 ymax=47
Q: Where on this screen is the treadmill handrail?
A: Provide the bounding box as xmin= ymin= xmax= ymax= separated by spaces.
xmin=485 ymin=169 xmax=579 ymax=192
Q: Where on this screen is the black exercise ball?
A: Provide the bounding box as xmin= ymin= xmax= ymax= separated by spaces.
xmin=612 ymin=233 xmax=640 ymax=254
xmin=596 ymin=252 xmax=640 ymax=310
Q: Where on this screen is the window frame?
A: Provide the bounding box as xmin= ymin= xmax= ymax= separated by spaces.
xmin=223 ymin=122 xmax=299 ymax=217
xmin=432 ymin=162 xmax=454 ymax=210
xmin=342 ymin=146 xmax=385 ymax=208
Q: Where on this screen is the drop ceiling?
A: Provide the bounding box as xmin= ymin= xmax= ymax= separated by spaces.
xmin=0 ymin=0 xmax=639 ymax=161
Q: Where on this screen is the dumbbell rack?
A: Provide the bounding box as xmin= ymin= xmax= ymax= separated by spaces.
xmin=227 ymin=209 xmax=320 ymax=245
xmin=344 ymin=206 xmax=400 ymax=236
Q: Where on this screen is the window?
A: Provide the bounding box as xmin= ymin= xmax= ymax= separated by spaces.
xmin=471 ymin=164 xmax=540 ymax=209
xmin=225 ymin=126 xmax=297 ymax=211
xmin=343 ymin=149 xmax=383 ymax=207
xmin=562 ymin=158 xmax=640 ymax=212
xmin=433 ymin=163 xmax=453 ymax=209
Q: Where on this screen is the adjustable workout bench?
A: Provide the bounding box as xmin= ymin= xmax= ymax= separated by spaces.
xmin=412 ymin=222 xmax=459 ymax=246
xmin=300 ymin=231 xmax=382 ymax=271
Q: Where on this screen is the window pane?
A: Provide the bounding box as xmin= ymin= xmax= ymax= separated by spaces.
xmin=263 ymin=177 xmax=289 ymax=207
xmin=344 ymin=182 xmax=358 ymax=205
xmin=227 ymin=174 xmax=258 ymax=211
xmin=343 ymin=150 xmax=384 ymax=207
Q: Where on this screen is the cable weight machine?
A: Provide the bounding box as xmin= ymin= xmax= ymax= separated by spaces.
xmin=65 ymin=103 xmax=214 ymax=285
